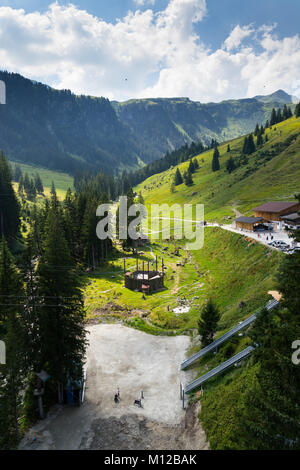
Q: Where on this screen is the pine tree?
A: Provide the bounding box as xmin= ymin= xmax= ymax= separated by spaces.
xmin=198 ymin=299 xmax=220 ymax=346
xmin=62 ymin=189 xmax=78 ymax=261
xmin=227 ymin=144 xmax=231 ymax=152
xmin=116 ymin=187 xmax=136 ymax=249
xmin=270 ymin=108 xmax=277 ymax=126
xmin=282 ymin=104 xmax=289 ymax=121
xmin=193 ymin=158 xmax=199 ymax=170
xmin=243 ymin=134 xmax=256 ymax=155
xmin=34 ymin=173 xmax=44 ymax=194
xmin=188 ymin=159 xmax=195 ymax=174
xmin=254 ymin=123 xmax=260 ymax=136
xmin=0 ymin=153 xmax=20 ymax=245
xmin=276 ymin=108 xmax=282 ymax=123
xmin=247 ymin=134 xmax=256 ymax=154
xmin=212 ymin=147 xmax=220 ymax=172
xmin=0 ymin=238 xmax=25 ymax=449
xmin=183 ymin=171 xmax=193 ymax=186
xmin=50 ymin=181 xmax=56 ymax=196
xmin=295 ymin=102 xmax=300 ymax=118
xmin=242 ymin=136 xmax=249 ymax=154
xmin=257 ymin=133 xmax=263 ymax=146
xmin=36 ymin=206 xmax=86 ymax=403
xmin=226 ymin=156 xmax=236 ymax=174
xmin=174 ymin=168 xmax=183 ymax=186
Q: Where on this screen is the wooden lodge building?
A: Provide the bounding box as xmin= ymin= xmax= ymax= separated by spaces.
xmin=234 ymin=201 xmax=300 ymax=232
xmin=234 ymin=216 xmax=265 ymax=231
xmin=252 ymin=201 xmax=300 ymax=222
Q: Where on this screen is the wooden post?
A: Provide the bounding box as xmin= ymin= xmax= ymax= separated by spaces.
xmin=123 ymin=258 xmax=126 ymax=274
xmin=156 ymin=256 xmax=158 ymax=272
xmin=143 ymin=261 xmax=145 ymax=280
xmin=136 ymin=257 xmax=138 ymax=272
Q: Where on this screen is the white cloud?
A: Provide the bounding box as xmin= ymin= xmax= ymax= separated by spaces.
xmin=134 ymin=0 xmax=155 ymax=6
xmin=223 ymin=25 xmax=254 ymax=51
xmin=0 ymin=1 xmax=299 ymax=102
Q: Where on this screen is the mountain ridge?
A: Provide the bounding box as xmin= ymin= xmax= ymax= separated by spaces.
xmin=0 ymin=70 xmax=297 ymax=175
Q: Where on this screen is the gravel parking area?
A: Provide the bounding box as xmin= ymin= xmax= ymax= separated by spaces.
xmin=19 ymin=324 xmax=208 ymax=450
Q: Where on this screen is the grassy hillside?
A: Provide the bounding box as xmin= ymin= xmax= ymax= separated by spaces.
xmin=133 ymin=116 xmax=300 ymax=449
xmin=136 ymin=116 xmax=300 ymax=221
xmin=84 ymin=228 xmax=280 ymax=335
xmin=10 ymin=160 xmax=74 ymax=199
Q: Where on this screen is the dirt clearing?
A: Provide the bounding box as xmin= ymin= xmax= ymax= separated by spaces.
xmin=19 ymin=324 xmax=208 ymax=450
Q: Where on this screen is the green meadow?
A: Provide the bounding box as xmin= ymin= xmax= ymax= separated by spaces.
xmin=10 ymin=160 xmax=74 ymax=199
xmin=136 ymin=116 xmax=300 ymax=222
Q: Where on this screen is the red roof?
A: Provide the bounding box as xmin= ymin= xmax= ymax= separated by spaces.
xmin=252 ymin=201 xmax=299 ymax=213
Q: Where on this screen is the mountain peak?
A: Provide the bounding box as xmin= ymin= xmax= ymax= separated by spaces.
xmin=254 ymin=89 xmax=297 ymax=104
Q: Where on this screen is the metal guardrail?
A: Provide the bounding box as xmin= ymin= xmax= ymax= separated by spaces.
xmin=181 ymin=299 xmax=278 ymax=370
xmin=185 ymin=346 xmax=255 ymax=393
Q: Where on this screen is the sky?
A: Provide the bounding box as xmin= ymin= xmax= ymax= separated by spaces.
xmin=0 ymin=0 xmax=300 ymax=102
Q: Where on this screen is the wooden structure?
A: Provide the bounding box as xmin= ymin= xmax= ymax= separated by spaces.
xmin=252 ymin=202 xmax=300 ymax=222
xmin=234 ymin=216 xmax=265 ymax=231
xmin=280 ymin=212 xmax=300 ymax=228
xmin=124 ymin=257 xmax=165 ymax=294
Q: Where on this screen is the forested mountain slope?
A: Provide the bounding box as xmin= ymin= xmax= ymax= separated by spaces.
xmin=0 ymin=70 xmax=295 ymax=175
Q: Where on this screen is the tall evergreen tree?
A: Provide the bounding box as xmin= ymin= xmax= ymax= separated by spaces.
xmin=36 ymin=206 xmax=86 ymax=403
xmin=257 ymin=133 xmax=263 ymax=146
xmin=183 ymin=171 xmax=193 ymax=186
xmin=295 ymin=102 xmax=300 ymax=118
xmin=276 ymin=108 xmax=282 ymax=123
xmin=174 ymin=168 xmax=183 ymax=186
xmin=243 ymin=134 xmax=256 ymax=155
xmin=0 ymin=153 xmax=20 ymax=245
xmin=226 ymin=156 xmax=236 ymax=174
xmin=212 ymin=147 xmax=220 ymax=172
xmin=188 ymin=159 xmax=195 ymax=174
xmin=270 ymin=108 xmax=277 ymax=126
xmin=198 ymin=299 xmax=220 ymax=346
xmin=282 ymin=104 xmax=289 ymax=121
xmin=0 ymin=238 xmax=25 ymax=449
xmin=34 ymin=173 xmax=44 ymax=194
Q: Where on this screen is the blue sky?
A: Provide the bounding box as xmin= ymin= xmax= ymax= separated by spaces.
xmin=0 ymin=0 xmax=299 ymax=101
